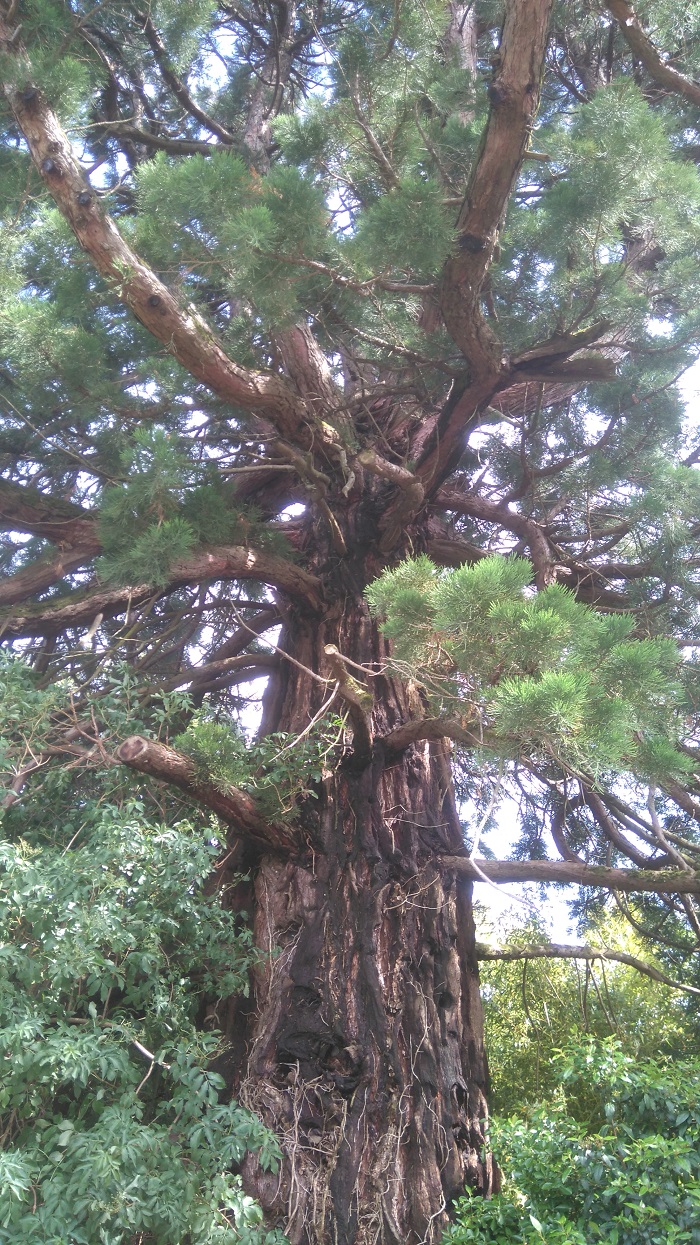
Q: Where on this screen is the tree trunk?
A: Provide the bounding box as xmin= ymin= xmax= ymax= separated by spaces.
xmin=235 ymin=583 xmax=493 ymax=1245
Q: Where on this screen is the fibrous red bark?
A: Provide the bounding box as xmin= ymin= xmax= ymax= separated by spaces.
xmin=233 ymin=598 xmax=493 ymax=1245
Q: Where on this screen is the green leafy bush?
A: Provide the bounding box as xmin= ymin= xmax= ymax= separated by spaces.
xmin=445 ymin=1040 xmax=700 ymax=1245
xmin=0 ymin=659 xmax=285 ymax=1244
xmin=175 ymin=710 xmax=344 ymax=821
xmin=0 ymin=802 xmax=285 ymax=1244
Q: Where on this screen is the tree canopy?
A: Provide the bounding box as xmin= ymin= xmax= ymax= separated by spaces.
xmin=2 ymin=1 xmax=700 ymax=1242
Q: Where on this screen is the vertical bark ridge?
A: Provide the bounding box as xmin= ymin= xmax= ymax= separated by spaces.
xmin=237 ymin=598 xmax=491 ymax=1245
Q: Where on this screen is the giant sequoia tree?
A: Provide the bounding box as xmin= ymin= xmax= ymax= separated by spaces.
xmin=2 ymin=1 xmax=700 ymax=1242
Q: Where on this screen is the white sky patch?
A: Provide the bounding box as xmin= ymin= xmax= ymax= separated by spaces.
xmin=278 ymin=503 xmax=306 ymax=520
xmin=232 ymin=674 xmax=273 ymax=738
xmin=473 ymin=883 xmax=578 ymax=942
xmin=647 ymin=316 xmax=674 ymax=337
xmin=597 ymin=242 xmax=624 ymax=264
xmin=200 ymin=32 xmax=238 ymax=91
xmin=472 ymin=801 xmax=578 ymax=940
xmin=123 ymin=378 xmax=160 ymax=401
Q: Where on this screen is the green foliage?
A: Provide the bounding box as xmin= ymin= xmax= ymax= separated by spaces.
xmin=0 ymin=3 xmax=92 ymax=116
xmin=477 ymin=912 xmax=698 ymax=1114
xmin=0 ymin=658 xmax=284 ymax=1245
xmin=103 ymin=515 xmax=197 ymax=587
xmin=549 ymin=82 xmax=697 ymax=244
xmin=366 ymin=554 xmax=689 ymax=779
xmin=97 ymin=427 xmax=285 ymax=587
xmin=135 ymin=153 xmax=329 ymax=324
xmin=272 ymin=101 xmax=333 ymax=168
xmin=495 ymin=80 xmax=700 ymax=349
xmin=135 ymin=152 xmax=253 ymax=268
xmin=175 ymin=710 xmax=343 ymax=821
xmin=149 ymin=0 xmax=220 ymax=71
xmin=355 ymin=177 xmax=455 ymax=280
xmin=445 ymin=1040 xmax=700 ymax=1245
xmin=455 ymin=907 xmax=700 ymax=1244
xmin=0 ymin=802 xmax=284 ymax=1244
xmin=0 ymin=285 xmax=107 ymax=392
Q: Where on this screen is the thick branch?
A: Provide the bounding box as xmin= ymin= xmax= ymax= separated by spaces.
xmin=1 ymin=545 xmax=321 ymax=637
xmin=0 ymin=584 xmax=160 ymax=639
xmin=606 ymin=1 xmax=700 ymax=107
xmin=166 ymin=546 xmax=322 ymax=608
xmin=424 ymin=531 xmax=486 ymax=569
xmin=433 ymin=488 xmax=640 ymax=603
xmin=357 ymin=449 xmax=425 ymax=553
xmin=101 ymin=122 xmax=222 ymax=155
xmin=0 ymin=27 xmax=303 ymax=437
xmin=436 ymin=0 xmax=552 ymax=387
xmin=508 ymin=355 xmax=616 ymax=384
xmin=0 ymin=546 xmax=97 ymax=608
xmin=189 ymin=607 xmax=280 ymax=688
xmin=509 ymin=322 xmax=611 ymax=375
xmin=276 ymin=324 xmax=337 ymax=415
xmin=441 ymin=0 xmax=554 ymax=361
xmin=444 ymin=856 xmax=700 ymax=895
xmin=324 ymin=644 xmax=373 ymax=763
xmin=585 ymin=788 xmax=656 ymax=868
xmin=406 ymin=0 xmax=555 ymax=495
xmin=475 ymin=941 xmax=700 ymax=995
xmin=434 ymin=488 xmax=555 ymax=587
xmin=151 ymin=651 xmax=278 ymax=695
xmin=663 ymin=780 xmax=700 ymax=824
xmin=117 ymin=735 xmax=297 ymax=853
xmin=0 ymin=478 xmax=99 ymax=545
xmin=550 ymin=804 xmax=583 ymax=862
xmin=382 ymin=717 xmax=482 ymax=760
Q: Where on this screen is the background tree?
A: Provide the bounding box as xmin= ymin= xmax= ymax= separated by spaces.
xmin=475 ymin=906 xmax=700 ymax=1110
xmin=450 ymin=910 xmax=700 ymax=1244
xmin=2 ymin=2 xmax=700 ymax=1242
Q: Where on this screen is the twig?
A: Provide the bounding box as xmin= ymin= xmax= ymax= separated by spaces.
xmin=231 ymin=607 xmax=332 ymax=686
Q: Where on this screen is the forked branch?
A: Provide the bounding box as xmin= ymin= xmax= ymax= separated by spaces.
xmin=606 ymin=1 xmax=700 ymax=107
xmin=406 ymin=0 xmax=556 ymax=498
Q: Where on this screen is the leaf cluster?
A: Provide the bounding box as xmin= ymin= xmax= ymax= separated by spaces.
xmin=367 ymin=554 xmax=689 ymax=780
xmin=97 ymin=427 xmax=287 ymax=587
xmin=0 ymin=659 xmax=283 ymax=1244
xmin=175 ymin=708 xmax=344 ymax=821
